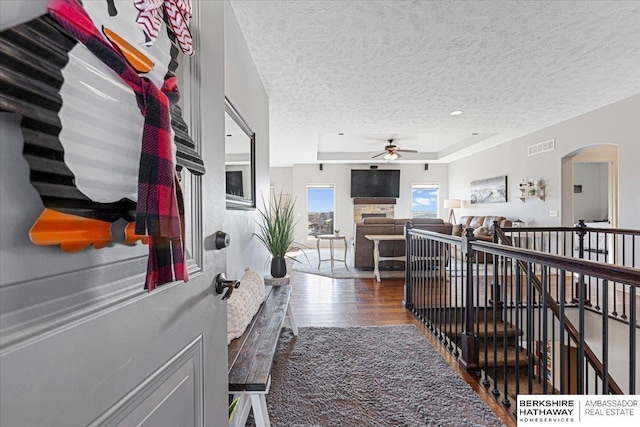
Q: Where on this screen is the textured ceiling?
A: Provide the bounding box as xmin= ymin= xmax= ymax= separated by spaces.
xmin=228 ymin=0 xmax=640 ymax=167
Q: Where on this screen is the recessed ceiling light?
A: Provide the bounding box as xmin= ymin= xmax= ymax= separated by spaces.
xmin=338 ymin=132 xmax=344 ymax=135
xmin=472 ymin=132 xmax=478 ymax=135
xmin=450 ymin=110 xmax=463 ymax=116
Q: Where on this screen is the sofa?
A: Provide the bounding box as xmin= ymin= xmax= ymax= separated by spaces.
xmin=452 ymin=215 xmax=513 ymax=263
xmin=353 ymin=218 xmax=453 ymax=269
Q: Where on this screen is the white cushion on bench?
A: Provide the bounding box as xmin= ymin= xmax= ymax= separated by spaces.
xmin=239 ymin=266 xmax=266 ymax=303
xmin=227 ymin=267 xmax=266 ymax=344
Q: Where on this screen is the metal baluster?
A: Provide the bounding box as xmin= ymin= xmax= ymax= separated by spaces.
xmin=454 ymin=240 xmax=460 ymax=357
xmin=413 ymin=237 xmax=418 ymax=317
xmin=413 ymin=237 xmax=417 ymax=318
xmin=612 ymin=277 xmax=619 ymax=318
xmin=574 ymin=221 xmax=586 ymax=304
xmin=502 ymin=256 xmax=510 ymax=406
xmin=594 ymin=231 xmax=601 ymax=310
xmin=550 ymin=268 xmax=558 ymax=394
xmin=630 ymin=286 xmax=637 ymax=394
xmin=537 ymin=260 xmax=542 ymax=389
xmin=416 ymin=237 xmax=422 ymax=321
xmin=555 ymin=231 xmax=560 ymax=302
xmin=586 ymin=230 xmax=595 ymax=308
xmin=509 ymin=250 xmax=515 ymax=311
xmin=432 ymin=239 xmax=438 ymax=331
xmin=444 ymin=243 xmax=455 ymax=351
xmin=423 ymin=237 xmax=428 ymax=325
xmin=602 ymin=279 xmax=609 ymax=394
xmin=419 ymin=237 xmax=425 ymax=324
xmin=542 ymin=266 xmax=549 ymax=394
xmin=577 ymin=270 xmax=585 ymax=394
xmin=423 ymin=237 xmax=428 ymax=323
xmin=410 ymin=236 xmax=415 ymax=316
xmin=491 ymin=252 xmax=499 ymax=396
xmin=429 ymin=238 xmax=435 ymax=331
xmin=515 ymin=261 xmax=522 ymax=397
xmin=482 ymin=246 xmax=491 ymax=388
xmin=418 ymin=237 xmax=422 ymax=320
xmin=560 ymin=270 xmax=567 ymax=394
xmin=438 ymin=240 xmax=445 ymax=342
xmin=427 ymin=238 xmax=433 ymax=330
xmin=527 ymin=263 xmax=534 ymax=394
xmin=621 ymin=235 xmax=627 ymax=320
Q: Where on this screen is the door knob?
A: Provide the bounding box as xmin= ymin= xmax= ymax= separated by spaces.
xmin=215 ymin=273 xmax=240 ymax=300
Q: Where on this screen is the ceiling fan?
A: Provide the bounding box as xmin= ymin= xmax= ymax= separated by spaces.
xmin=371 ymin=139 xmax=418 ymax=160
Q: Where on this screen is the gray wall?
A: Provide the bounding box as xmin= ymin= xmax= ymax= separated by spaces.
xmin=270 ymin=167 xmax=294 ymax=196
xmin=224 ymin=2 xmax=271 ymax=279
xmin=448 ymin=95 xmax=639 ymax=228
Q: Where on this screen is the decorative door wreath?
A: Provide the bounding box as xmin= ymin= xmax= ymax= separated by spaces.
xmin=0 ymin=0 xmax=205 ymax=291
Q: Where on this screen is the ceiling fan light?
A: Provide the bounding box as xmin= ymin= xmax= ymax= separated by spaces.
xmin=384 ymin=152 xmax=398 ymax=160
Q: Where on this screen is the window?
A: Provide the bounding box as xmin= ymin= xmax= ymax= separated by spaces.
xmin=411 ymin=183 xmax=439 ymax=218
xmin=307 ymin=184 xmax=335 ymax=238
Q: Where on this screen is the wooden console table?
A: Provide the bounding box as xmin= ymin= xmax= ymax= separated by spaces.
xmin=364 ymin=234 xmax=405 ymax=282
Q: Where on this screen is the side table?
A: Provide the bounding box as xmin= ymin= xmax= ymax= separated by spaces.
xmin=316 ymin=234 xmax=348 ymax=270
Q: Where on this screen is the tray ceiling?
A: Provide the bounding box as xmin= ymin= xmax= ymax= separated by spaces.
xmin=229 ymin=0 xmax=640 ymax=167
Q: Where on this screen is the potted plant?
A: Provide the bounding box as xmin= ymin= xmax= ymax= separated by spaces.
xmin=255 ymin=193 xmax=299 ymax=278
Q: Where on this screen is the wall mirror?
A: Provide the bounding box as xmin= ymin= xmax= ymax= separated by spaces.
xmin=225 ymin=97 xmax=256 ymax=209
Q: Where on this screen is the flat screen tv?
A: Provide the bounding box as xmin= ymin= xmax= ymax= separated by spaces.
xmin=350 ymin=169 xmax=400 ymax=198
xmin=226 ymin=171 xmax=244 ymax=197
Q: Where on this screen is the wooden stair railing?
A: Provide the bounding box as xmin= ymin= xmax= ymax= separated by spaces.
xmin=405 ymin=225 xmax=638 ymax=402
xmin=490 ymin=223 xmax=624 ymax=394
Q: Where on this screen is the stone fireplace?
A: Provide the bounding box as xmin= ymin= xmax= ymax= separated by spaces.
xmin=353 ymin=198 xmax=396 ymax=222
xmin=362 ymin=213 xmax=386 ymax=219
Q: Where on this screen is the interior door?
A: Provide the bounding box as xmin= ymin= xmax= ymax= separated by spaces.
xmin=0 ymin=1 xmax=227 ymax=426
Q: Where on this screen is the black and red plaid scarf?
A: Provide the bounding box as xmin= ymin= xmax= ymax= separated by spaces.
xmin=48 ymin=0 xmax=188 ymax=291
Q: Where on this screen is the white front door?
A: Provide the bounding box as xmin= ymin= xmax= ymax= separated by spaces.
xmin=0 ymin=1 xmax=228 ymax=425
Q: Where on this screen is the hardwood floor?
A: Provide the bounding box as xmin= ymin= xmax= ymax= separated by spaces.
xmin=287 ymin=270 xmax=517 ymax=426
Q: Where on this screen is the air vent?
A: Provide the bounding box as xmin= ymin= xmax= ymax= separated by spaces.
xmin=528 ymin=139 xmax=555 ymax=156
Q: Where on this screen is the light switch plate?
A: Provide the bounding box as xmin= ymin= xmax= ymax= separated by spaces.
xmin=549 ymin=210 xmax=558 ymax=217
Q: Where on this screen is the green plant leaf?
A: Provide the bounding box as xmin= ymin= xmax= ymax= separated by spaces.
xmin=254 ymin=192 xmax=299 ymax=258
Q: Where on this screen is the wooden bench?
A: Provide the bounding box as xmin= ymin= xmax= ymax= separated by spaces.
xmin=228 ymin=285 xmax=298 ymax=427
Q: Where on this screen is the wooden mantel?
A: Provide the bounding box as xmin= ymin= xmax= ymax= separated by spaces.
xmin=353 ymin=198 xmax=397 ymax=205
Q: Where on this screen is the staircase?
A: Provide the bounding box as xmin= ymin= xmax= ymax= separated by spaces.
xmin=406 ymin=222 xmax=639 ymax=414
xmin=424 ymin=306 xmax=548 ymax=403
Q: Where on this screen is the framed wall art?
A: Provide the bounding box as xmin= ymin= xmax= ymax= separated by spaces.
xmin=470 ymin=175 xmax=508 ymax=204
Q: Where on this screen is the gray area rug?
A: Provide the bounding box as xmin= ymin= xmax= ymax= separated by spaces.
xmin=291 ymin=249 xmax=493 ymax=279
xmin=292 ymin=248 xmax=405 ymax=280
xmin=248 ymin=325 xmax=504 ymax=427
